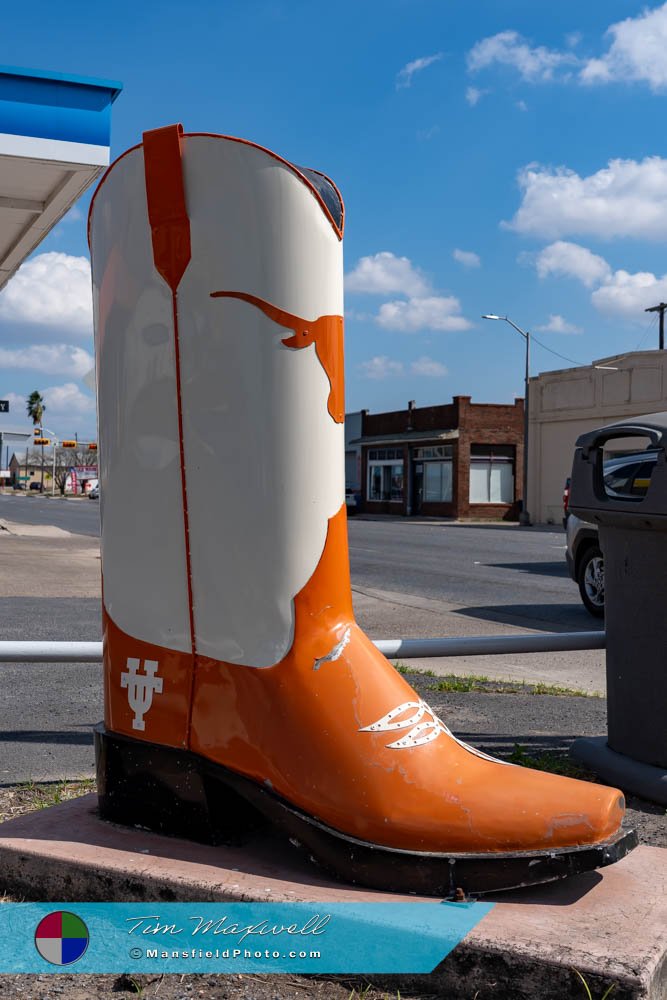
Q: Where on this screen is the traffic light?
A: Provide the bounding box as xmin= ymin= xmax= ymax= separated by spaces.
xmin=33 ymin=427 xmax=41 ymax=437
xmin=88 ymin=442 xmax=98 ymax=451
xmin=61 ymin=440 xmax=77 ymax=449
xmin=34 ymin=438 xmax=50 ymax=446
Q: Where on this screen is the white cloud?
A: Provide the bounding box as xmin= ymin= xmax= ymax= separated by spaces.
xmin=410 ymin=356 xmax=448 ymax=376
xmin=535 ymin=314 xmax=583 ymax=335
xmin=467 ymin=30 xmax=577 ymax=81
xmin=506 ymin=158 xmax=667 ymax=241
xmin=417 ymin=125 xmax=440 ymax=141
xmin=0 ymin=252 xmax=92 ymax=335
xmin=468 ymin=6 xmax=667 ymax=94
xmin=591 ymin=270 xmax=667 ymax=320
xmin=0 ymin=391 xmax=30 ymax=421
xmin=530 ymin=239 xmax=667 ymax=321
xmin=516 ymin=99 xmax=528 ymax=112
xmin=345 ymin=252 xmax=430 ymax=297
xmin=347 ymin=250 xmax=472 ymax=333
xmin=0 ymin=383 xmax=95 ymax=432
xmin=534 ymin=241 xmax=611 ymax=288
xmin=453 ymin=248 xmax=481 ymax=268
xmin=465 ymin=86 xmax=488 ymax=106
xmin=580 ymin=3 xmax=667 ymax=91
xmin=358 ymin=355 xmax=449 ymax=379
xmin=396 ymin=53 xmax=442 ymax=89
xmin=0 ymin=344 xmax=93 ymax=378
xmin=359 ymin=356 xmax=405 ymax=379
xmin=42 ymin=382 xmax=95 ymax=417
xmin=376 ymin=295 xmax=471 ymax=333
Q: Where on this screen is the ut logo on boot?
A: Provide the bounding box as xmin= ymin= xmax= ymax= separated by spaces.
xmin=120 ymin=658 xmax=163 ymax=731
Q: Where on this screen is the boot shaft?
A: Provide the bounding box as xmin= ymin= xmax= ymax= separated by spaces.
xmin=90 ymin=129 xmax=347 ymax=677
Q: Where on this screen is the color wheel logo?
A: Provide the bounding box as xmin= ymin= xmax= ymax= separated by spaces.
xmin=34 ymin=911 xmax=89 ymax=966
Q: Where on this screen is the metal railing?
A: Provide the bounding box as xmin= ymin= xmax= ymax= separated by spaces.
xmin=0 ymin=632 xmax=606 ymax=663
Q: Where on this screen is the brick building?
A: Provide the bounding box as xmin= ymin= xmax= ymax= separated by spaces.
xmin=352 ymin=395 xmax=525 ymax=520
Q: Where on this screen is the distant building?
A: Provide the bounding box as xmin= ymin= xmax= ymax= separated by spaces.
xmin=344 ymin=411 xmax=363 ymax=492
xmin=351 ymin=395 xmax=525 ymax=520
xmin=9 ymin=451 xmax=98 ymax=493
xmin=528 ymin=350 xmax=667 ymax=524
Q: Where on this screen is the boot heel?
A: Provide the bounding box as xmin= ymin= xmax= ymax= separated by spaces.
xmin=94 ymin=723 xmax=265 ymax=845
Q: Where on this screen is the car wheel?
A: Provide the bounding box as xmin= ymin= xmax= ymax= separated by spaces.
xmin=578 ymin=546 xmax=605 ymax=618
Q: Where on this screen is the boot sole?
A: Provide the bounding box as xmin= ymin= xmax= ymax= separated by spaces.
xmin=94 ymin=724 xmax=637 ymax=898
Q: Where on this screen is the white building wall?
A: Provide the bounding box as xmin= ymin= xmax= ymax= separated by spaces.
xmin=528 ymin=351 xmax=667 ymax=524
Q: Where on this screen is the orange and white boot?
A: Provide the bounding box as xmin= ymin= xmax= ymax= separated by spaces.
xmin=90 ymin=124 xmax=635 ymax=896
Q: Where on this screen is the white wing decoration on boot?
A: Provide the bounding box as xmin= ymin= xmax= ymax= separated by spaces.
xmin=360 ymin=699 xmax=512 ymax=762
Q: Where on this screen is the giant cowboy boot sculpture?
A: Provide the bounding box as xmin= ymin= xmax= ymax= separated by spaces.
xmin=91 ymin=125 xmax=635 ymax=896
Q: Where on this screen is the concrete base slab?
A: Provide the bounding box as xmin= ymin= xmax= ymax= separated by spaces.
xmin=572 ymin=735 xmax=667 ymax=806
xmin=0 ymin=796 xmax=665 ymax=998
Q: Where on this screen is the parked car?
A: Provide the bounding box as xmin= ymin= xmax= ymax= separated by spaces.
xmin=345 ymin=488 xmax=360 ymax=514
xmin=565 ymin=450 xmax=657 ymax=616
xmin=88 ymin=484 xmax=100 ymax=499
xmin=12 ymin=482 xmax=25 ymax=490
xmin=29 ymin=482 xmax=43 ymax=491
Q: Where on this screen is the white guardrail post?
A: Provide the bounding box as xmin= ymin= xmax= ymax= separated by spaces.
xmin=0 ymin=633 xmax=605 ymax=662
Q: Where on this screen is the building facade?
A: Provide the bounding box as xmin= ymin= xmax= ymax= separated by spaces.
xmin=352 ymin=396 xmax=525 ymax=520
xmin=528 ymin=350 xmax=667 ymax=524
xmin=344 ymin=410 xmax=363 ymax=493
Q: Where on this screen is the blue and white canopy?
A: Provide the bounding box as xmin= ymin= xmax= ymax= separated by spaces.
xmin=0 ymin=65 xmax=121 ymax=291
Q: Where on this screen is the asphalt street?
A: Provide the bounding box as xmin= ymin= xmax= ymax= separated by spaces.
xmin=0 ymin=495 xmax=589 ymax=630
xmin=0 ymin=493 xmax=99 ymax=537
xmin=0 ymin=499 xmax=601 ymax=783
xmin=349 ymin=517 xmax=591 ymax=632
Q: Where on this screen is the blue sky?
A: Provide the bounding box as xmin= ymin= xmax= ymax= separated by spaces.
xmin=3 ymin=0 xmax=667 ymax=439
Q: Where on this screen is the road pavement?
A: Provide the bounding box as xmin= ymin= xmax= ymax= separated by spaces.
xmin=0 ymin=492 xmax=99 ymax=537
xmin=348 ymin=516 xmax=592 ymax=632
xmin=1 ymin=494 xmax=590 ymax=629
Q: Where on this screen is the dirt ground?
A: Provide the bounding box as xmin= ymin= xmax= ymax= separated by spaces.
xmin=0 ymin=973 xmax=433 ymax=1000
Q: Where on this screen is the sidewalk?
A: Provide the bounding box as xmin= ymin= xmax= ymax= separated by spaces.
xmin=354 ymin=585 xmax=606 ymax=694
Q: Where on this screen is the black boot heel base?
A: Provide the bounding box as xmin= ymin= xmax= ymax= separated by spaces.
xmin=94 ymin=724 xmax=638 ymax=898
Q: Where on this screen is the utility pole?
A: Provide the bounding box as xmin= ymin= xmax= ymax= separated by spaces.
xmin=645 ymin=302 xmax=667 ymax=349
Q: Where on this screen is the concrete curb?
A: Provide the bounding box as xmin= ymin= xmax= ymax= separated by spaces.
xmin=0 ymin=796 xmax=665 ymax=999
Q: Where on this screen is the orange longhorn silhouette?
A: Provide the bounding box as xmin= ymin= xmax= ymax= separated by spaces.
xmin=211 ymin=290 xmax=344 ymax=424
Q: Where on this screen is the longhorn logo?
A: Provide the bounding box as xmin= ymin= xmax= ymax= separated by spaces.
xmin=120 ymin=658 xmax=163 ymax=731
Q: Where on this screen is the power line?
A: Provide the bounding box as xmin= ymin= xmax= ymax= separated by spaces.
xmin=635 ymin=312 xmax=657 ymax=352
xmin=528 ymin=332 xmax=586 ymax=367
xmin=645 ymin=302 xmax=667 ymax=349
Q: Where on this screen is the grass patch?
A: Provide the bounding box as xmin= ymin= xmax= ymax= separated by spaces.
xmin=393 ymin=662 xmax=436 ymax=677
xmin=0 ymin=778 xmax=96 ymax=824
xmin=425 ymin=676 xmax=592 ymax=697
xmin=504 ymin=743 xmax=598 ymax=781
xmin=428 ymin=674 xmax=489 ymax=693
xmin=394 ymin=663 xmax=593 ymax=697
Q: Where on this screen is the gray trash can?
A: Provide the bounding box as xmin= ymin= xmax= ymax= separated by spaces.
xmin=569 ymin=413 xmax=667 ymax=804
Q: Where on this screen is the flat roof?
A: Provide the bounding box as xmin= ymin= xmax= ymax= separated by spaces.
xmin=0 ymin=64 xmax=122 ymax=99
xmin=350 ymin=429 xmax=460 ymax=446
xmin=0 ymin=64 xmax=122 ymax=291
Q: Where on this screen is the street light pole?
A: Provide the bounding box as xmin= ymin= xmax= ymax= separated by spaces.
xmin=482 ymin=314 xmax=531 ymax=526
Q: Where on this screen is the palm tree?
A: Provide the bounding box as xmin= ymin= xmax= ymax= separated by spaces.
xmin=26 ymin=390 xmax=46 ymax=492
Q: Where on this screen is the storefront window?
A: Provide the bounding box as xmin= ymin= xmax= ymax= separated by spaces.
xmin=424 ymin=461 xmax=452 ymax=502
xmin=469 ymin=445 xmax=514 ymax=504
xmin=368 ymin=459 xmax=404 ymax=501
